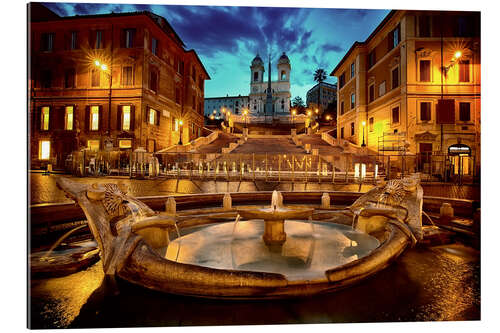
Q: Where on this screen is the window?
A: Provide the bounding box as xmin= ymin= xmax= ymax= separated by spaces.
xmin=87 ymin=140 xmax=100 ymax=151
xmin=41 ymin=33 xmax=54 ymax=52
xmin=151 ymin=37 xmax=158 ymax=56
xmin=351 ymin=93 xmax=355 ymax=109
xmin=119 ymin=139 xmax=132 ymax=149
xmin=419 ymin=16 xmax=431 ymax=37
xmin=122 ymin=105 xmax=131 ymax=130
xmin=389 ymin=25 xmax=400 ymax=50
xmin=368 ymin=51 xmax=376 ymax=68
xmin=41 ymin=70 xmax=51 ymax=88
xmin=150 ymin=70 xmax=158 ymax=93
xmin=95 ymin=30 xmax=103 ymax=49
xmin=91 ymin=69 xmax=100 ymax=87
xmin=459 ymin=60 xmax=470 ymax=82
xmin=64 ymin=68 xmax=75 ymax=88
xmin=65 ymin=106 xmax=74 ymax=130
xmin=281 ymin=70 xmax=286 ymax=80
xmin=70 ymin=31 xmax=78 ymax=50
xmin=379 ymin=81 xmax=386 ymax=96
xmin=419 ymin=60 xmax=431 ymax=82
xmin=178 ymin=60 xmax=184 ymax=75
xmin=39 ymin=140 xmax=50 ymax=160
xmin=41 ymin=106 xmax=50 ymax=130
xmin=340 ymin=127 xmax=344 ymax=139
xmin=122 ymin=66 xmax=133 ymax=86
xmin=175 ymin=88 xmax=180 ymax=104
xmin=254 ymin=71 xmax=259 ymax=82
xmin=459 ymin=102 xmax=471 ymax=122
xmin=392 ymin=67 xmax=399 ymax=89
xmin=369 ymin=117 xmax=374 ymax=132
xmin=339 ymin=73 xmax=345 ymax=88
xmin=147 ymin=139 xmax=155 ymax=153
xmin=124 ymin=29 xmax=135 ymax=48
xmin=350 ymin=122 xmax=355 ymax=136
xmin=392 ymin=106 xmax=400 ymax=124
xmin=340 ymin=101 xmax=344 ymax=115
xmin=90 ymin=106 xmax=99 ymax=131
xmin=420 ymin=102 xmax=431 ymax=121
xmin=149 ymin=108 xmax=158 ymax=125
xmin=369 ymin=84 xmax=375 ymax=103
xmin=350 ymin=62 xmax=355 ymax=79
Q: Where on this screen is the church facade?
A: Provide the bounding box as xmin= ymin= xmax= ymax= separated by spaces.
xmin=249 ymin=53 xmax=291 ymax=116
xmin=204 ymin=53 xmax=292 ymax=120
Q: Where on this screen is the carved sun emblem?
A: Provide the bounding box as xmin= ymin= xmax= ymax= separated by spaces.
xmin=103 ymin=184 xmax=128 ymax=216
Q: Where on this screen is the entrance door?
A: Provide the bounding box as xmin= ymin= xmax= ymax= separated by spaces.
xmin=418 ymin=143 xmax=432 ymax=173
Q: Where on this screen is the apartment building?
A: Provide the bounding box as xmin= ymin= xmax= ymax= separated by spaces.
xmin=29 ymin=3 xmax=210 ymax=169
xmin=331 ymin=10 xmax=480 ymax=175
xmin=306 ymin=82 xmax=337 ymax=115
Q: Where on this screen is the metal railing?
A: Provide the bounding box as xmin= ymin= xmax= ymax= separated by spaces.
xmin=66 ymin=150 xmax=478 ymax=184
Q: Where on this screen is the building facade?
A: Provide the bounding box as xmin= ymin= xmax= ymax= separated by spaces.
xmin=249 ymin=53 xmax=291 ymax=116
xmin=204 ymin=95 xmax=249 ymax=119
xmin=29 ymin=4 xmax=210 ymax=169
xmin=331 ymin=10 xmax=480 ymax=175
xmin=306 ymin=82 xmax=337 ymax=114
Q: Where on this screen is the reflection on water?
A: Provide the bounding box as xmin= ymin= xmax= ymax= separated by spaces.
xmin=163 ymin=221 xmax=379 ymax=281
xmin=29 ymin=243 xmax=479 ymax=328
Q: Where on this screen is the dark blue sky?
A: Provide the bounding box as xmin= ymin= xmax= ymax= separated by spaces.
xmin=43 ymin=2 xmax=389 ymax=100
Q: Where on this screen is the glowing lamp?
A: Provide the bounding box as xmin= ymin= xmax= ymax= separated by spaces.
xmin=454 ymin=51 xmax=462 ymax=59
xmin=94 ymin=60 xmax=100 ymax=66
xmin=101 ymin=64 xmax=108 ymax=71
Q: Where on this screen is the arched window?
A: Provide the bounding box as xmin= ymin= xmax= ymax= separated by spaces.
xmin=281 ymin=70 xmax=286 ymax=80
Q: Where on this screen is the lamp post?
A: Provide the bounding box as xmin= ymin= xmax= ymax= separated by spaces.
xmin=178 ymin=120 xmax=184 ymax=145
xmin=361 ymin=121 xmax=366 ymax=147
xmin=243 ymin=109 xmax=248 ymax=129
xmin=291 ymin=109 xmax=296 ymax=128
xmin=307 ymin=110 xmax=312 ymax=128
xmin=94 ymin=59 xmax=112 ymax=143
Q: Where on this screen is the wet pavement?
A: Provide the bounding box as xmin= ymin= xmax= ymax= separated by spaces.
xmin=30 ymin=173 xmax=480 ymax=205
xmin=28 ymin=242 xmax=479 ymax=328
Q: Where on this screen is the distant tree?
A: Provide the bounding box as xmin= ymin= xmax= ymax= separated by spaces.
xmin=313 ymin=68 xmax=327 ymax=114
xmin=291 ymin=96 xmax=306 ymax=114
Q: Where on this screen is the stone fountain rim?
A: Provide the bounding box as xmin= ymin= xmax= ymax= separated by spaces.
xmin=119 ymin=219 xmax=408 ymax=299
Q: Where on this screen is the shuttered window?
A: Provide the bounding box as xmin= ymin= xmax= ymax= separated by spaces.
xmin=392 ymin=106 xmax=400 ymax=124
xmin=420 ymin=102 xmax=431 ymax=121
xmin=459 ymin=102 xmax=471 ymax=122
xmin=122 ymin=66 xmax=133 ymax=86
xmin=391 ymin=67 xmax=399 ymax=89
xmin=65 ymin=68 xmax=76 ymax=88
xmin=419 ymin=60 xmax=431 ymax=82
xmin=459 ymin=60 xmax=470 ymax=82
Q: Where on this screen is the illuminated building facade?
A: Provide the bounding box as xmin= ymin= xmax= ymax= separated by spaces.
xmin=306 ymin=82 xmax=337 ymax=115
xmin=331 ymin=10 xmax=480 ymax=175
xmin=29 ymin=3 xmax=210 ymax=169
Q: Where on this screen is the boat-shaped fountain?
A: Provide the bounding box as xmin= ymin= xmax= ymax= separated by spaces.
xmin=55 ymin=174 xmax=423 ymax=299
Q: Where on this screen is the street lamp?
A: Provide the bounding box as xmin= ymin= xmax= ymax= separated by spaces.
xmin=361 ymin=121 xmax=366 ymax=147
xmin=291 ymin=109 xmax=296 ymax=128
xmin=178 ymin=120 xmax=184 ymax=145
xmin=94 ymin=59 xmax=112 ymax=139
xmin=243 ymin=109 xmax=248 ymax=129
xmin=307 ymin=110 xmax=312 ymax=128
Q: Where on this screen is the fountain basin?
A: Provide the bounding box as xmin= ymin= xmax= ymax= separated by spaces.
xmin=118 ymin=220 xmax=408 ymax=298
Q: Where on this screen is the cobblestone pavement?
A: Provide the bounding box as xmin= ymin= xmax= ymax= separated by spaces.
xmin=29 ymin=173 xmax=480 ymax=205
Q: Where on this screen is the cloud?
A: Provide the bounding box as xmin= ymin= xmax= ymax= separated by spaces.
xmin=39 ymin=3 xmax=389 ymax=100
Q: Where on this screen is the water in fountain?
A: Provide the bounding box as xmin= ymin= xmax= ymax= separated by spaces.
xmin=271 ymin=190 xmax=280 ymax=211
xmin=40 ymin=224 xmax=88 ymax=261
xmin=163 ymin=220 xmax=380 ymax=281
xmin=231 ymin=214 xmax=242 ymax=236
